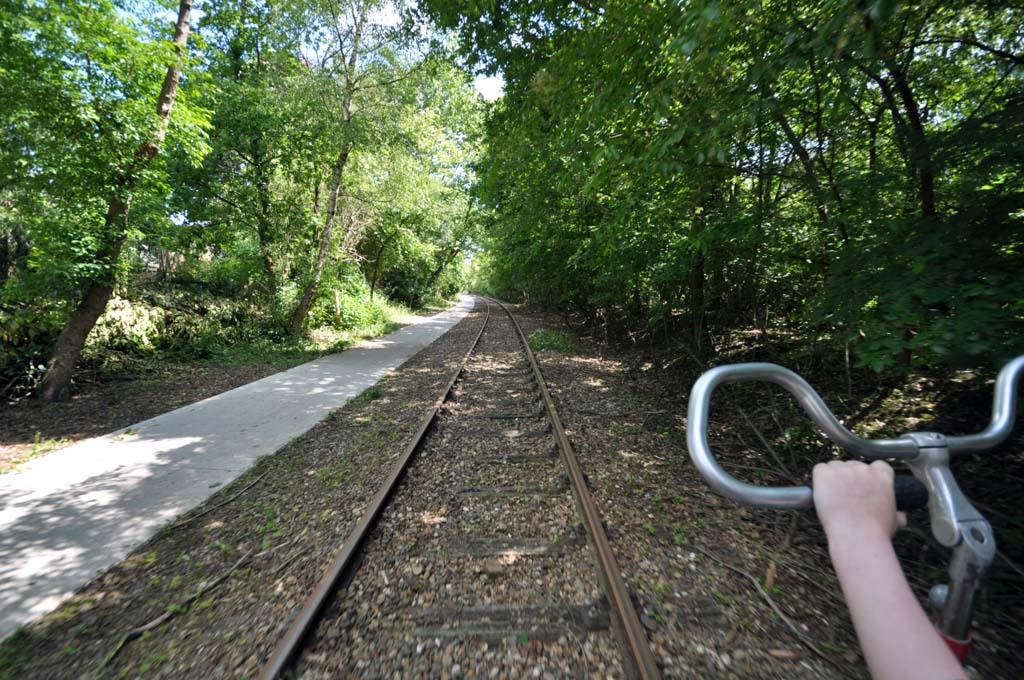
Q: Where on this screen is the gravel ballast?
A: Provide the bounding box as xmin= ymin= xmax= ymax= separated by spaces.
xmin=295 ymin=303 xmax=628 ymax=679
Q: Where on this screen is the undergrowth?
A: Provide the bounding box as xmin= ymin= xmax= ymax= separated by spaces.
xmin=2 ymin=277 xmax=416 ymax=399
xmin=528 ymin=328 xmax=577 ymax=353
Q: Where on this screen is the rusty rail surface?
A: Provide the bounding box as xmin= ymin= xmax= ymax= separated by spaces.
xmin=261 ymin=297 xmax=660 ymax=679
xmin=493 ymin=299 xmax=661 ymax=680
xmin=260 ymin=299 xmax=492 ymax=679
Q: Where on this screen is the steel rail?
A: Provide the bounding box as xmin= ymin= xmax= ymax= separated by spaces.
xmin=260 ymin=298 xmax=492 ymax=680
xmin=493 ymin=299 xmax=662 ymax=680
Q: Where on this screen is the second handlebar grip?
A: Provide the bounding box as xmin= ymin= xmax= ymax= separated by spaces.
xmin=893 ymin=474 xmax=929 ymax=511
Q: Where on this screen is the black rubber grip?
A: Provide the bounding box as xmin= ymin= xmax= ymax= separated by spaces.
xmin=807 ymin=474 xmax=929 ymax=512
xmin=893 ymin=474 xmax=929 ymax=511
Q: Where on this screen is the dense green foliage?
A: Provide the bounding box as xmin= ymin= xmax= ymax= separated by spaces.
xmin=4 ymin=0 xmax=1021 ymax=397
xmin=1 ymin=0 xmax=483 ymax=396
xmin=427 ymin=0 xmax=1023 ymax=370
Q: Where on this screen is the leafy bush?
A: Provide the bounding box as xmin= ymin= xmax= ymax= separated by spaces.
xmin=87 ymin=296 xmax=164 ymax=353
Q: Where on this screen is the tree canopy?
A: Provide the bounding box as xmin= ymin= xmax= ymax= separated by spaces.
xmin=1 ymin=0 xmax=484 ymax=398
xmin=2 ymin=0 xmax=1022 ymax=399
xmin=423 ymin=0 xmax=1024 ymax=370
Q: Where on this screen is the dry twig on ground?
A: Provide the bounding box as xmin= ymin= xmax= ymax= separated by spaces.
xmin=100 ymin=535 xmax=299 ymax=669
xmin=691 ymin=544 xmax=840 ymax=669
xmin=166 ymin=471 xmax=269 ymax=530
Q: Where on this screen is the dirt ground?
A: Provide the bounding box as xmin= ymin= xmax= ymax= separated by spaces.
xmin=1 ymin=304 xmax=1020 ymax=678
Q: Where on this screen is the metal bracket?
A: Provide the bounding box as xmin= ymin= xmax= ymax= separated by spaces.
xmin=905 ymin=432 xmax=996 ymax=640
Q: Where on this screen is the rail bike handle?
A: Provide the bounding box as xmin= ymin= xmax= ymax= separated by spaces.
xmin=686 ymin=357 xmax=1024 ymax=510
xmin=945 ymin=354 xmax=1024 ymax=453
xmin=687 ymin=362 xmax=919 ymax=509
xmin=803 ymin=474 xmax=929 ymax=511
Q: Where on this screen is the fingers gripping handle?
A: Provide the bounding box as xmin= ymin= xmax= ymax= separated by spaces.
xmin=687 ymin=362 xmax=919 ymax=509
xmin=802 ymin=474 xmax=928 ymax=511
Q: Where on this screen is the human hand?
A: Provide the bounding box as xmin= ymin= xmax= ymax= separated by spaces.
xmin=812 ymin=460 xmax=906 ymax=545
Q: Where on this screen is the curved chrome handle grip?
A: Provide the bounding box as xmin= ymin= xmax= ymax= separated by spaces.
xmin=686 ymin=362 xmax=918 ymax=509
xmin=947 ymin=355 xmax=1024 ymax=453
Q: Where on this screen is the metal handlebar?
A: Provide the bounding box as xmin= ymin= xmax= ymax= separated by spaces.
xmin=686 ymin=354 xmax=1024 ymax=653
xmin=946 ymin=354 xmax=1024 ymax=452
xmin=686 ymin=356 xmax=1024 ymax=509
xmin=687 ymin=363 xmax=912 ymax=509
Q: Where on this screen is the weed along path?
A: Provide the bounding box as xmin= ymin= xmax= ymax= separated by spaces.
xmin=0 ymin=296 xmax=474 ymax=640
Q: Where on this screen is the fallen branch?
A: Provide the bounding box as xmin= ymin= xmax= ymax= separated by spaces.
xmin=167 ymin=471 xmax=269 ymax=530
xmin=100 ymin=535 xmax=300 ymax=669
xmin=101 ymin=549 xmax=252 ymax=668
xmin=270 ymin=530 xmax=311 ymax=577
xmin=997 ymin=548 xmax=1024 ymax=580
xmin=735 ymin=405 xmax=797 ymax=482
xmin=0 ymin=374 xmax=21 ymax=400
xmin=691 ymin=544 xmax=839 ymax=669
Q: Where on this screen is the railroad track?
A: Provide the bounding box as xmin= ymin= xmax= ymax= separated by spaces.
xmin=261 ymin=297 xmax=660 ymax=678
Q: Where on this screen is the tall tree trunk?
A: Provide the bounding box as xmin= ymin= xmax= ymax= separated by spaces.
xmin=248 ymin=126 xmax=279 ymax=310
xmin=858 ymin=9 xmax=936 ymax=366
xmin=858 ymin=7 xmax=937 ymax=218
xmin=38 ymin=0 xmax=193 ymax=401
xmin=883 ymin=58 xmax=936 ymax=217
xmin=289 ymin=5 xmax=367 ymax=337
xmin=766 ymin=97 xmax=849 ymax=242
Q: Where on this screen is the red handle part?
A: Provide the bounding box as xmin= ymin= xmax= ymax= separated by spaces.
xmin=937 ymin=628 xmax=971 ymax=663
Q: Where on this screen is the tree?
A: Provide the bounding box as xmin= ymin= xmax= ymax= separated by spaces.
xmin=422 ymin=0 xmax=1024 ymax=369
xmin=289 ymin=0 xmax=380 ymax=336
xmin=0 ymin=0 xmax=205 ymax=400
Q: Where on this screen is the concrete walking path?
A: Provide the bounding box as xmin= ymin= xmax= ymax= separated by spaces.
xmin=0 ymin=296 xmax=475 ymax=639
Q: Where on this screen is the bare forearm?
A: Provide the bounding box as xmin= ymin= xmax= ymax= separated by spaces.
xmin=829 ymin=532 xmax=966 ymax=680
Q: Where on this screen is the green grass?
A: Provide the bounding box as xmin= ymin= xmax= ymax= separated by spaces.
xmin=0 ymin=628 xmax=33 ymax=677
xmin=315 ymin=460 xmax=353 ymax=488
xmin=527 ymin=328 xmax=577 ymax=353
xmin=354 ymin=386 xmax=383 ymax=403
xmin=207 ymin=317 xmax=406 ymax=369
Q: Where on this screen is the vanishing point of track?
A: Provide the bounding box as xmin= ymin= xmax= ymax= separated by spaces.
xmin=261 ymin=297 xmax=660 ymax=679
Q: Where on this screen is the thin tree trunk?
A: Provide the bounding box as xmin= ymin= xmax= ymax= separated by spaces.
xmin=290 ymin=147 xmax=350 ymax=336
xmin=858 ymin=8 xmax=937 ymax=218
xmin=38 ymin=0 xmax=193 ymax=401
xmin=250 ymin=128 xmax=278 ymax=309
xmin=690 ymin=247 xmax=708 ymax=356
xmin=883 ymin=58 xmax=936 ymax=217
xmin=690 ymin=186 xmax=711 ymax=358
xmin=426 ymin=249 xmax=460 ymax=289
xmin=858 ymin=11 xmax=936 ymax=366
xmin=369 ymin=234 xmax=392 ymax=301
xmin=767 ymin=99 xmax=848 ymax=241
